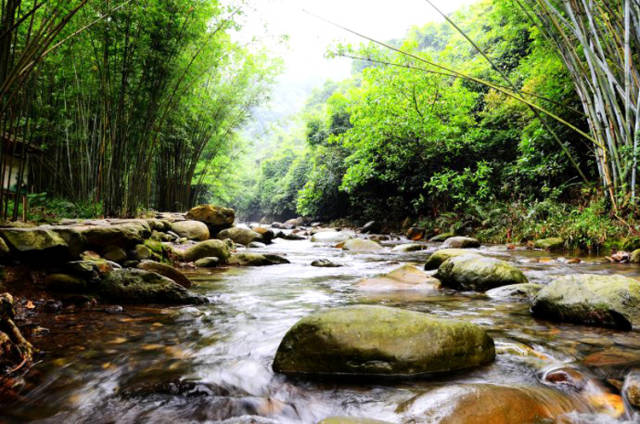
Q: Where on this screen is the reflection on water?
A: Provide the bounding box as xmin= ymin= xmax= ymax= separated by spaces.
xmin=2 ymin=237 xmax=640 ymax=423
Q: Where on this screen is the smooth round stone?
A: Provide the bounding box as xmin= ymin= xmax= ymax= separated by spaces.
xmin=436 ymin=255 xmax=527 ymax=292
xmin=273 ymin=305 xmax=494 ymax=377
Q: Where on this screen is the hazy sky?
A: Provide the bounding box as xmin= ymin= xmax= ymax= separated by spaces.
xmin=235 ymin=0 xmax=477 ymax=129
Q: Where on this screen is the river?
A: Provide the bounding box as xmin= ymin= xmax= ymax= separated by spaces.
xmin=2 ymin=232 xmax=640 ymax=423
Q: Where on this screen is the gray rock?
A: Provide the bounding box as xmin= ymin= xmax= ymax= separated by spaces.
xmin=273 ymin=305 xmax=494 ymax=377
xmin=531 ymin=274 xmax=640 ymax=330
xmin=436 ymin=255 xmax=528 ymax=291
xmin=442 ymin=236 xmax=481 ymax=249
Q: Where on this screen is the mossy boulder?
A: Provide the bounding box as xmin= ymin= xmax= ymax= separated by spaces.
xmin=486 ymin=283 xmax=543 ymax=301
xmin=138 ymin=260 xmax=192 ymax=288
xmin=134 ymin=244 xmax=153 ymax=260
xmin=76 ymin=222 xmax=150 ymax=248
xmin=311 ymin=231 xmax=351 ymax=243
xmin=252 ymin=227 xmax=275 ymax=244
xmin=227 ymin=253 xmax=290 ymax=266
xmin=436 ymin=255 xmax=528 ymax=292
xmin=531 ymin=274 xmax=640 ymax=330
xmin=170 ymin=220 xmax=210 ymax=241
xmin=533 ymin=237 xmax=564 ymax=251
xmin=100 ymin=269 xmax=204 ymax=304
xmin=0 ymin=228 xmax=69 ymax=259
xmin=217 ymin=227 xmax=262 ymax=245
xmin=342 ymin=239 xmax=384 ymax=252
xmin=186 ymin=205 xmax=235 ymax=231
xmin=424 ymin=249 xmax=476 ymax=270
xmin=442 ymin=236 xmax=481 ymax=249
xmin=356 ymin=265 xmax=439 ymax=291
xmin=180 ymin=239 xmax=230 ymax=263
xmin=272 ymin=305 xmax=494 ymax=377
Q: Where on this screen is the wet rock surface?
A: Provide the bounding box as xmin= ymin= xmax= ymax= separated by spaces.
xmin=436 ymin=254 xmax=528 ymax=291
xmin=273 ymin=305 xmax=495 ymax=377
xmin=531 ymin=273 xmax=640 ymax=330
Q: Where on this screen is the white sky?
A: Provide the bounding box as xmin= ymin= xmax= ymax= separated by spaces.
xmin=234 ymin=0 xmax=477 ymax=132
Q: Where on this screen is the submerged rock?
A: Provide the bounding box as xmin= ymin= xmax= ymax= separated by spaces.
xmin=424 ymin=249 xmax=476 ymax=270
xmin=342 ymin=239 xmax=384 ymax=252
xmin=186 ymin=204 xmax=235 ymax=231
xmin=100 ymin=269 xmax=204 ymax=304
xmin=486 ymin=283 xmax=543 ymax=301
xmin=181 ymin=239 xmax=230 ymax=263
xmin=442 ymin=236 xmax=481 ymax=249
xmin=272 ymin=305 xmax=494 ymax=377
xmin=533 ymin=237 xmax=564 ymax=251
xmin=228 ymin=253 xmax=290 ymax=266
xmin=436 ymin=255 xmax=527 ymax=292
xmin=400 ymin=384 xmax=589 ymax=424
xmin=356 ymin=265 xmax=439 ymax=291
xmin=217 ymin=227 xmax=262 ymax=246
xmin=170 ymin=220 xmax=210 ymax=241
xmin=531 ymin=274 xmax=640 ymax=330
xmin=138 ymin=260 xmax=192 ymax=288
xmin=311 ymin=259 xmax=342 ymax=268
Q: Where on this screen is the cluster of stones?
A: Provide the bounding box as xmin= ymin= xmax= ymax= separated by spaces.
xmin=274 ymin=231 xmax=640 ymax=423
xmin=0 ymin=205 xmax=292 ymax=307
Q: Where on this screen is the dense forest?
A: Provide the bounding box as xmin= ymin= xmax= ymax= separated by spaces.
xmin=234 ymin=0 xmax=640 ymax=252
xmin=1 ymin=0 xmax=639 ymax=250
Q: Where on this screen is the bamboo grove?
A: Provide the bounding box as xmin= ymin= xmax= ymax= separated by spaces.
xmin=0 ymin=0 xmax=276 ymax=219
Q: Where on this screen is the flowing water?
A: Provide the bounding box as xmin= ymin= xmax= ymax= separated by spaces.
xmin=3 ymin=233 xmax=640 ymax=423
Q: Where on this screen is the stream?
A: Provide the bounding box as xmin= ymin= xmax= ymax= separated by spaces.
xmin=3 ymin=232 xmax=640 ymax=423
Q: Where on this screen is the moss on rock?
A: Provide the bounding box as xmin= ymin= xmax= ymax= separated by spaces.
xmin=531 ymin=274 xmax=640 ymax=330
xmin=425 ymin=249 xmax=476 ymax=270
xmin=436 ymin=255 xmax=527 ymax=291
xmin=272 ymin=305 xmax=494 ymax=377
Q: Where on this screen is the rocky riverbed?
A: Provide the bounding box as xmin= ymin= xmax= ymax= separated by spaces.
xmin=1 ymin=210 xmax=640 ymax=423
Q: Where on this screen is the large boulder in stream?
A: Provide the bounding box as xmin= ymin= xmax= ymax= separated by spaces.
xmin=436 ymin=255 xmax=527 ymax=292
xmin=100 ymin=269 xmax=205 ymax=304
xmin=170 ymin=220 xmax=210 ymax=241
xmin=442 ymin=236 xmax=481 ymax=249
xmin=400 ymin=384 xmax=589 ymax=424
xmin=531 ymin=274 xmax=640 ymax=330
xmin=356 ymin=265 xmax=439 ymax=291
xmin=180 ymin=239 xmax=231 ymax=263
xmin=424 ymin=249 xmax=475 ymax=270
xmin=217 ymin=227 xmax=262 ymax=245
xmin=486 ymin=283 xmax=543 ymax=301
xmin=272 ymin=305 xmax=494 ymax=377
xmin=186 ymin=205 xmax=235 ymax=231
xmin=342 ymin=239 xmax=383 ymax=252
